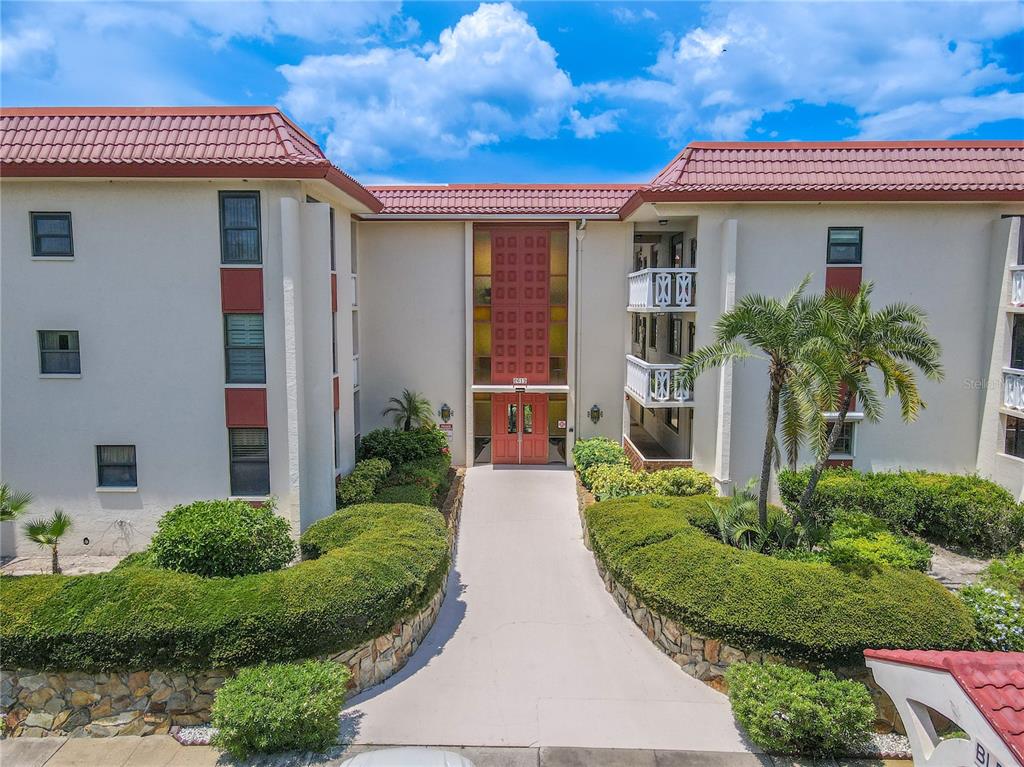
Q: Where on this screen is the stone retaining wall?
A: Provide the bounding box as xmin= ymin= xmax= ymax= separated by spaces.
xmin=2 ymin=471 xmax=464 ymax=739
xmin=575 ymin=479 xmax=904 ymax=735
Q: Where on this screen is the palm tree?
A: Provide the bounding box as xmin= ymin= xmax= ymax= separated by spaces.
xmin=0 ymin=484 xmax=32 ymax=523
xmin=24 ymin=509 xmax=73 ymax=575
xmin=798 ymin=282 xmax=943 ymax=513
xmin=680 ymin=276 xmax=836 ymax=525
xmin=382 ymin=389 xmax=434 ymax=431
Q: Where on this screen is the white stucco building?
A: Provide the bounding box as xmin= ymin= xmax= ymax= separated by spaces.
xmin=2 ymin=107 xmax=1022 ymax=557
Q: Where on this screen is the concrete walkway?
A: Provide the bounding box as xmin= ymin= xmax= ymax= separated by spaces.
xmin=344 ymin=465 xmax=751 ymax=752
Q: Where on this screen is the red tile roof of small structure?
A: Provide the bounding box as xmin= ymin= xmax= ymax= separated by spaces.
xmin=367 ymin=184 xmax=640 ymax=216
xmin=0 ymin=106 xmax=382 ymax=211
xmin=865 ymin=649 xmax=1024 ymax=764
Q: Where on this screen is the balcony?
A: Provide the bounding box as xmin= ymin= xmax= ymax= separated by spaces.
xmin=1011 ymin=266 xmax=1024 ymax=306
xmin=1004 ymin=368 xmax=1024 ymax=411
xmin=625 ymin=354 xmax=693 ymax=408
xmin=627 ymin=268 xmax=697 ymax=312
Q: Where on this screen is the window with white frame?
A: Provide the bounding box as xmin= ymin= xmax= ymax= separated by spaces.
xmin=1005 ymin=415 xmax=1024 ymax=459
xmin=38 ymin=330 xmax=80 ymax=374
xmin=229 ymin=428 xmax=270 ymax=496
xmin=96 ymin=445 xmax=137 ymax=488
xmin=31 ymin=212 xmax=74 ymax=258
xmin=219 ymin=192 xmax=261 ymax=264
xmin=829 ymin=421 xmax=856 ymax=457
xmin=224 ymin=314 xmax=266 ymax=383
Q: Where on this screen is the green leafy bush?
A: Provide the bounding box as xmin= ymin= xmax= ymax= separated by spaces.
xmin=585 ymin=495 xmax=975 ymax=660
xmin=572 ymin=437 xmax=628 ymax=488
xmin=359 ymin=427 xmax=447 ymax=466
xmin=336 ymin=458 xmax=392 ymax=508
xmin=586 ymin=464 xmax=714 ymax=500
xmin=374 ymin=484 xmax=433 ymax=507
xmin=780 ymin=468 xmax=1024 ymax=555
xmin=0 ymin=503 xmax=448 ymax=671
xmin=211 ymin=661 xmax=349 ymax=758
xmin=725 ymin=663 xmax=874 ymax=755
xmin=386 ymin=454 xmax=451 ymax=492
xmin=827 ymin=513 xmax=932 ymax=572
xmin=960 ymin=585 xmax=1024 ymax=651
xmin=976 ymin=552 xmax=1024 ymax=595
xmin=150 ymin=499 xmax=295 ymax=578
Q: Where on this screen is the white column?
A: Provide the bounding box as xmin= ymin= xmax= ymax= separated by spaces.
xmin=567 ymin=220 xmax=580 ymax=467
xmin=464 ymin=222 xmax=475 ymax=467
xmin=279 ymin=197 xmax=305 ymax=538
xmin=336 ymin=214 xmax=358 ymax=476
xmin=713 ymin=218 xmax=738 ymax=494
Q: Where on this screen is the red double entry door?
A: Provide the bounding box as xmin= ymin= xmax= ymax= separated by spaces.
xmin=491 ymin=393 xmax=549 ymax=465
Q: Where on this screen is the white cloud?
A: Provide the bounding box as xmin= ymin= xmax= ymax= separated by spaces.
xmin=591 ymin=2 xmax=1024 ymax=139
xmin=0 ymin=26 xmax=55 ymax=77
xmin=611 ymin=7 xmax=657 ymax=24
xmin=279 ymin=2 xmax=613 ymax=169
xmin=858 ymin=90 xmax=1024 ymax=139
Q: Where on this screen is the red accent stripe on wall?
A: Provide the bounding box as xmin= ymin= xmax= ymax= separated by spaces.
xmin=225 ymin=388 xmax=267 ymax=427
xmin=825 ymin=266 xmax=862 ymax=296
xmin=221 ymin=268 xmax=264 ymax=312
xmin=331 ymin=274 xmax=338 ymax=313
xmin=333 ymin=376 xmax=340 ymax=411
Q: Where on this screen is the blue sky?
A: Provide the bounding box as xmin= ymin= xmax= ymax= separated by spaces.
xmin=2 ymin=1 xmax=1022 ymax=184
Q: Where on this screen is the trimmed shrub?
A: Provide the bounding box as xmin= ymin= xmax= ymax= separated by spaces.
xmin=336 ymin=458 xmax=392 ymax=508
xmin=150 ymin=499 xmax=295 ymax=578
xmin=827 ymin=513 xmax=932 ymax=572
xmin=359 ymin=427 xmax=447 ymax=466
xmin=779 ymin=468 xmax=1024 ymax=555
xmin=572 ymin=437 xmax=629 ymax=488
xmin=0 ymin=503 xmax=448 ymax=671
xmin=374 ymin=484 xmax=433 ymax=507
xmin=586 ymin=464 xmax=714 ymax=500
xmin=725 ymin=663 xmax=874 ymax=755
xmin=386 ymin=454 xmax=451 ymax=492
xmin=585 ymin=495 xmax=976 ymax=661
xmin=211 ymin=661 xmax=349 ymax=758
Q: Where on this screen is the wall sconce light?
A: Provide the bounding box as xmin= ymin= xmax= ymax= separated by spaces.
xmin=439 ymin=403 xmax=453 ymax=423
xmin=658 ymin=218 xmax=669 ymax=226
xmin=589 ymin=404 xmax=603 ymax=424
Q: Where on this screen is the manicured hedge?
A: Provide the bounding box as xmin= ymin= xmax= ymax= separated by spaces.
xmin=359 ymin=427 xmax=448 ymax=466
xmin=779 ymin=468 xmax=1024 ymax=555
xmin=374 ymin=484 xmax=434 ymax=507
xmin=572 ymin=437 xmax=629 ymax=488
xmin=586 ymin=464 xmax=714 ymax=500
xmin=336 ymin=458 xmax=392 ymax=508
xmin=585 ymin=495 xmax=976 ymax=661
xmin=0 ymin=503 xmax=448 ymax=672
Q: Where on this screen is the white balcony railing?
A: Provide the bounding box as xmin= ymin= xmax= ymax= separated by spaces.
xmin=627 ymin=268 xmax=697 ymax=312
xmin=1004 ymin=368 xmax=1024 ymax=411
xmin=1011 ymin=266 xmax=1024 ymax=306
xmin=625 ymin=354 xmax=693 ymax=408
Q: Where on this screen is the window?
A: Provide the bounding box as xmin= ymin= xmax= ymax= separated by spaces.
xmin=331 ymin=318 xmax=338 ymax=375
xmin=96 ymin=445 xmax=137 ymax=488
xmin=687 ymin=321 xmax=696 ymax=354
xmin=1006 ymin=416 xmax=1024 ymax=458
xmin=31 ymin=213 xmax=74 ymax=258
xmin=665 ymin=408 xmax=680 ymax=433
xmin=649 ymin=316 xmax=658 ymax=350
xmin=1012 ymin=315 xmax=1024 ymax=370
xmin=829 ymin=422 xmax=855 ymax=456
xmin=329 ymin=207 xmax=337 ymax=272
xmin=669 ymin=317 xmax=683 ymax=357
xmin=827 ymin=227 xmax=863 ymax=264
xmin=224 ymin=314 xmax=265 ymax=383
xmin=219 ymin=192 xmax=261 ymax=264
xmin=38 ymin=330 xmax=80 ymax=374
xmin=229 ymin=428 xmax=270 ymax=496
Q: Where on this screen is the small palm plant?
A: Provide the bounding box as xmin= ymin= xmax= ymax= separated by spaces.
xmin=382 ymin=389 xmax=434 ymax=431
xmin=23 ymin=509 xmax=73 ymax=575
xmin=0 ymin=483 xmax=32 ymax=523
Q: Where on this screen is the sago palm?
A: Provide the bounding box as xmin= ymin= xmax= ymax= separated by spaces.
xmin=382 ymin=388 xmax=434 ymax=432
xmin=798 ymin=282 xmax=943 ymax=513
xmin=680 ymin=275 xmax=837 ymax=525
xmin=0 ymin=483 xmax=32 ymax=523
xmin=23 ymin=509 xmax=73 ymax=575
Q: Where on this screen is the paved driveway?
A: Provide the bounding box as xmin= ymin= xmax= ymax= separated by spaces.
xmin=345 ymin=465 xmax=753 ymax=752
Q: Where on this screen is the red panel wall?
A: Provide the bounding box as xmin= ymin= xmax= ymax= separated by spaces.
xmin=221 ymin=268 xmax=264 ymax=312
xmin=333 ymin=376 xmax=340 ymax=411
xmin=225 ymin=388 xmax=268 ymax=427
xmin=331 ymin=274 xmax=338 ymax=313
xmin=825 ymin=266 xmax=862 ymax=296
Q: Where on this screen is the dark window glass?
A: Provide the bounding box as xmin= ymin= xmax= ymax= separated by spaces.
xmin=649 ymin=316 xmax=658 ymax=349
xmin=38 ymin=330 xmax=80 ymax=374
xmin=332 ymin=318 xmax=338 ymax=375
xmin=225 ymin=314 xmax=266 ymax=383
xmin=229 ymin=428 xmax=270 ymax=496
xmin=687 ymin=321 xmax=696 ymax=354
xmin=829 ymin=422 xmax=855 ymax=456
xmin=1012 ymin=316 xmax=1024 ymax=370
xmin=665 ymin=408 xmax=680 ymax=433
xmin=97 ymin=445 xmax=137 ymax=488
xmin=827 ymin=227 xmax=863 ymax=264
xmin=1006 ymin=416 xmax=1024 ymax=458
xmin=329 ymin=207 xmax=337 ymax=272
xmin=669 ymin=318 xmax=683 ymax=356
xmin=219 ymin=192 xmax=261 ymax=264
xmin=31 ymin=213 xmax=74 ymax=257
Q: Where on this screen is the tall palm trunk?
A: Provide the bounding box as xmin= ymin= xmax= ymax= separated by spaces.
xmin=51 ymin=544 xmax=61 ymax=575
xmin=758 ymin=373 xmax=783 ymax=527
xmin=799 ymin=386 xmax=854 ymax=513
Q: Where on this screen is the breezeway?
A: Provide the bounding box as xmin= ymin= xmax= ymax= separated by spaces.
xmin=344 ymin=465 xmax=753 ymax=752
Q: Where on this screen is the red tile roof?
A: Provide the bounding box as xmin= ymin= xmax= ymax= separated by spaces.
xmin=368 ymin=184 xmax=640 ymax=216
xmin=865 ymin=649 xmax=1024 ymax=765
xmin=0 ymin=106 xmax=382 ymax=211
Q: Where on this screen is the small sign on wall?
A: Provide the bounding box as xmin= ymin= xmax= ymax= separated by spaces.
xmin=512 ymin=377 xmax=528 ymax=385
xmin=557 ymin=420 xmax=567 ymax=429
xmin=439 ymin=423 xmax=454 ymax=443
